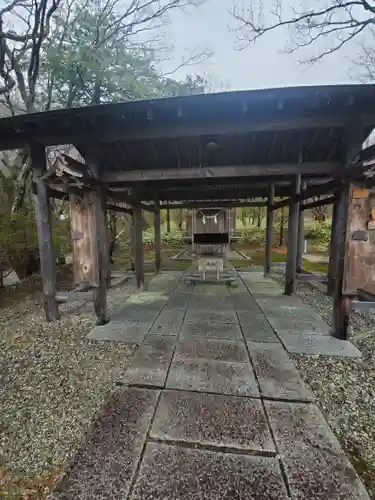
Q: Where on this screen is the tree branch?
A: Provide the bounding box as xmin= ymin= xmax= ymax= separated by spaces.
xmin=229 ymin=0 xmax=375 ymax=64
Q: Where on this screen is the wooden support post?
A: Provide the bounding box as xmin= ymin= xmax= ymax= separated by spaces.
xmin=331 ymin=182 xmax=351 ymax=339
xmin=327 ymin=192 xmax=340 ymax=296
xmin=296 ymin=205 xmax=305 ymax=273
xmin=192 ymin=208 xmax=196 ymax=254
xmin=31 ymin=144 xmax=59 ymax=321
xmin=284 ymin=175 xmax=301 ymax=295
xmin=93 ymin=187 xmax=109 ymax=325
xmin=154 ymin=199 xmax=161 ymax=273
xmin=70 ymin=192 xmax=99 ymax=288
xmin=264 ymin=184 xmax=274 ymax=276
xmin=332 ymin=123 xmax=364 ymax=339
xmin=133 ymin=205 xmax=144 ymax=290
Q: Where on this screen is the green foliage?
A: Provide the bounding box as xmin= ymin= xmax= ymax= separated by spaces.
xmin=41 ymin=4 xmax=209 ymax=110
xmin=143 ymin=229 xmax=183 ymax=247
xmin=237 ymin=227 xmax=267 ymax=245
xmin=0 ymin=210 xmax=70 ymax=278
xmin=305 ymin=221 xmax=331 ymax=243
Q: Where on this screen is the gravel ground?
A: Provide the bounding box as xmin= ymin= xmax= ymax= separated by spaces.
xmin=0 ymin=275 xmax=152 ymax=499
xmin=270 ymin=267 xmax=375 ymax=499
xmin=2 ymin=265 xmax=375 ymax=498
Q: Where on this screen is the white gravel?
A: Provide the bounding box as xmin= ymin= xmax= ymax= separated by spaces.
xmin=271 ymin=266 xmax=375 ymax=498
xmin=0 ymin=274 xmax=152 ymax=499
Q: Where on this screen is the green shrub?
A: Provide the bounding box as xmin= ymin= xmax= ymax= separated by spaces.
xmin=237 ymin=227 xmax=267 ymax=245
xmin=143 ymin=229 xmax=183 ymax=247
xmin=305 ymin=221 xmax=331 ymax=243
xmin=0 ymin=209 xmax=70 ymax=279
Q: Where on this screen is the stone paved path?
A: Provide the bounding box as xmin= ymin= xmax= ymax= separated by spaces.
xmin=53 ymin=270 xmax=368 ymax=500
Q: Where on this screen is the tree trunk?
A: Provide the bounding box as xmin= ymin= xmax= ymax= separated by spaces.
xmin=177 ymin=209 xmax=183 ymax=231
xmin=257 ymin=208 xmax=262 ymax=228
xmin=166 ymin=208 xmax=171 ymax=233
xmin=279 ymin=207 xmax=285 ymax=246
xmin=10 ymin=150 xmax=30 ymax=213
xmin=241 ymin=209 xmax=246 ymax=226
xmin=108 ymin=212 xmax=117 ymax=264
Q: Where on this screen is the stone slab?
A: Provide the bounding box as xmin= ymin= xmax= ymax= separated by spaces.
xmin=185 ymin=309 xmax=238 ymax=323
xmin=164 ymin=293 xmax=191 ymax=311
xmin=280 ymin=332 xmax=362 ymax=357
xmin=149 ymin=310 xmax=185 ymax=335
xmin=255 ymin=296 xmax=306 ymax=312
xmin=130 ymin=443 xmax=288 ymax=500
xmin=181 ymin=320 xmax=242 ymax=340
xmin=266 ymin=401 xmax=369 ymax=500
xmin=110 ymin=307 xmax=159 ymax=323
xmin=266 ymin=315 xmax=330 ymax=335
xmin=175 ymin=338 xmax=248 ymax=362
xmin=188 ymin=297 xmax=235 ymax=311
xmin=51 ymin=388 xmax=159 ymax=500
xmin=232 ymin=297 xmax=260 ymax=311
xmin=248 ymin=342 xmax=314 ymax=401
xmin=123 ymin=336 xmax=176 ymax=387
xmin=151 ymin=390 xmax=275 ymax=453
xmin=238 ymin=313 xmax=280 ymax=342
xmin=125 ymin=292 xmax=169 ymax=310
xmin=87 ymin=322 xmax=150 ymax=343
xmin=167 ymin=357 xmax=260 ymax=397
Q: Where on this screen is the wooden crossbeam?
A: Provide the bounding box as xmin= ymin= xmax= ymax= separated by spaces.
xmin=101 ymin=162 xmax=339 ymax=184
xmin=47 ymin=186 xmax=133 ymax=214
xmin=1 ymin=114 xmax=373 ymax=151
xmin=272 ymin=180 xmax=339 ymax=210
xmin=160 ymin=200 xmax=267 ymax=209
xmin=301 ymin=196 xmax=335 ymax=210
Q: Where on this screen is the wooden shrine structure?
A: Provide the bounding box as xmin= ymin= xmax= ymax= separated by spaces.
xmin=1 ymin=84 xmax=375 ymax=338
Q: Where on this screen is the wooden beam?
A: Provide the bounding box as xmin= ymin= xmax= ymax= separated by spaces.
xmin=101 ymin=162 xmax=339 ymax=184
xmin=160 ymin=200 xmax=267 ymax=210
xmin=327 ymin=192 xmax=340 ymax=296
xmin=31 ymin=143 xmax=60 ymax=321
xmin=133 ymin=205 xmax=144 ymax=290
xmin=296 ymin=199 xmax=305 ymax=274
xmin=331 ymin=182 xmax=351 ymax=338
xmin=70 ymin=192 xmax=99 ymax=289
xmin=332 ymin=124 xmax=364 ymax=339
xmin=284 ymin=175 xmax=301 ymax=295
xmin=93 ymin=187 xmax=109 ymax=325
xmin=154 ymin=197 xmax=161 ymax=273
xmin=272 ymin=180 xmax=339 ymax=210
xmin=264 ymin=184 xmax=274 ymax=276
xmin=301 ymin=196 xmax=335 ymax=211
xmin=1 ymin=113 xmax=373 ymax=151
xmin=109 ymin=189 xmax=156 ymax=213
xmin=46 ymin=152 xmax=155 ymax=212
xmin=47 ymin=185 xmax=132 ymax=214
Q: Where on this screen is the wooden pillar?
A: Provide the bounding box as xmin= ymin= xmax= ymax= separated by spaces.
xmin=31 ymin=144 xmax=59 ymax=321
xmin=296 ymin=205 xmax=305 ymax=274
xmin=93 ymin=187 xmax=109 ymax=325
xmin=192 ymin=208 xmax=196 ymax=253
xmin=284 ymin=175 xmax=301 ymax=295
xmin=327 ymin=191 xmax=340 ymax=296
xmin=331 ymin=182 xmax=351 ymax=339
xmin=264 ymin=183 xmax=274 ymax=276
xmin=133 ymin=205 xmax=144 ymax=289
xmin=332 ymin=124 xmax=363 ymax=339
xmin=154 ymin=199 xmax=161 ymax=273
xmin=166 ymin=207 xmax=171 ymax=233
xmin=70 ymin=192 xmax=99 ymax=288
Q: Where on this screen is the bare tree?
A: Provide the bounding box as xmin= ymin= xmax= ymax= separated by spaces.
xmin=1 ymin=0 xmax=208 ymax=211
xmin=230 ymin=0 xmax=375 ymax=65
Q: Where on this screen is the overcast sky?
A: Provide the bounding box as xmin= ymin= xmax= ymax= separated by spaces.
xmin=162 ymin=0 xmax=365 ymax=91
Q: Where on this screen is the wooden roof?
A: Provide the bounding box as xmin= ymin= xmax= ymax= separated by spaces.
xmin=2 ymin=84 xmax=375 ymax=204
